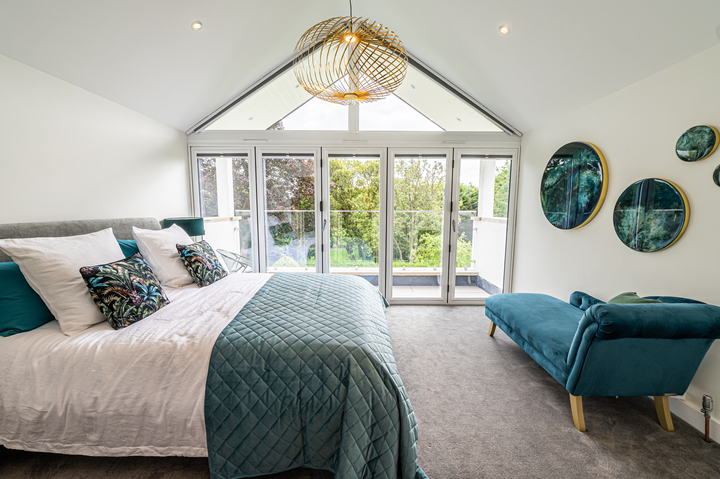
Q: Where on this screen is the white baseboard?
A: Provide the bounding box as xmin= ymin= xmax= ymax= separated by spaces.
xmin=669 ymin=396 xmax=720 ymax=442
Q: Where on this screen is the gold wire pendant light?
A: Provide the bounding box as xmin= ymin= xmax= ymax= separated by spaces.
xmin=293 ymin=1 xmax=407 ymax=105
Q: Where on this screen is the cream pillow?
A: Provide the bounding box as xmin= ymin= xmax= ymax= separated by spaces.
xmin=132 ymin=224 xmax=195 ymax=288
xmin=0 ymin=228 xmax=125 ymax=336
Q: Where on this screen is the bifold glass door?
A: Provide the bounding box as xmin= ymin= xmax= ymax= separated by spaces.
xmin=323 ymin=150 xmax=386 ymax=290
xmin=192 ymin=147 xmax=516 ymax=303
xmin=258 ymin=151 xmax=321 ymax=273
xmin=195 ymin=152 xmax=257 ymax=272
xmin=386 ymin=151 xmax=452 ymax=302
xmin=448 ymin=152 xmax=514 ymax=301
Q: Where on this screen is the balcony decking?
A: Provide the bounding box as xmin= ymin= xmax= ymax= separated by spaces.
xmin=265 ymin=266 xmax=492 ymax=299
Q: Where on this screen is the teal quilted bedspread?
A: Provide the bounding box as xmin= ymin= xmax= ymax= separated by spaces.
xmin=205 ymin=273 xmax=427 ymax=479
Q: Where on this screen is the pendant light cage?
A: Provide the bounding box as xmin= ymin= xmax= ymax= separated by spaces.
xmin=293 ymin=16 xmax=408 ymax=105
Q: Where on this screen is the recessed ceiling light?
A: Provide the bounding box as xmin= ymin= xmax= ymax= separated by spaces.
xmin=192 ymin=21 xmax=203 ymax=31
xmin=499 ymin=25 xmax=509 ymax=35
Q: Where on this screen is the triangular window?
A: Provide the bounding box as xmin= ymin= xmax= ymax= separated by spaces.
xmin=359 ymin=94 xmax=442 ymax=131
xmin=195 ymin=55 xmax=516 ymax=135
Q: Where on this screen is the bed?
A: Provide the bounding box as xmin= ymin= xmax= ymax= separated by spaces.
xmin=0 ymin=218 xmax=425 ymax=479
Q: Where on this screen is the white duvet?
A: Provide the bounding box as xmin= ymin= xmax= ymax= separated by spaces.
xmin=0 ymin=273 xmax=271 ymax=457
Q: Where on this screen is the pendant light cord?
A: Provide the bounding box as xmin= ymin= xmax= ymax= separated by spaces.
xmin=349 ymin=0 xmax=353 ymax=18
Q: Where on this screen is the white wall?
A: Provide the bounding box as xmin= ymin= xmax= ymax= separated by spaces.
xmin=514 ymin=44 xmax=720 ymax=433
xmin=0 ymin=54 xmax=190 ymax=223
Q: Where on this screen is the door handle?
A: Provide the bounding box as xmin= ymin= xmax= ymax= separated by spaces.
xmin=452 ymin=219 xmax=456 ymax=233
xmin=322 ymin=219 xmax=327 ymax=232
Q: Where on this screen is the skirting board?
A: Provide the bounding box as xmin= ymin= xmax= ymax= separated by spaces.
xmin=669 ymin=396 xmax=720 ymax=442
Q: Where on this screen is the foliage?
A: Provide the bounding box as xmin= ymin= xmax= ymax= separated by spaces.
xmin=328 ymin=158 xmax=381 ymax=266
xmin=198 ymin=158 xmax=219 ymax=216
xmin=265 ymin=157 xmax=316 ymax=266
xmin=392 ymin=158 xmax=445 ymax=263
xmin=232 ymin=158 xmax=251 ymax=212
xmin=458 ymin=183 xmax=478 ymax=212
xmin=494 ymin=161 xmax=510 ymax=218
xmin=408 ymin=233 xmax=473 ymax=268
xmin=202 ymin=154 xmax=512 ymax=270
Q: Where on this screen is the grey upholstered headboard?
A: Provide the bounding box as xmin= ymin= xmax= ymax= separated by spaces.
xmin=0 ymin=217 xmax=161 ymax=263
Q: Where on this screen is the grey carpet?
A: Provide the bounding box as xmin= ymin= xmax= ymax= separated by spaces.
xmin=2 ymin=305 xmax=720 ymax=478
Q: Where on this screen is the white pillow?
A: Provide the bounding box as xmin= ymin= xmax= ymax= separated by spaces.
xmin=132 ymin=224 xmax=195 ymax=288
xmin=0 ymin=228 xmax=125 ymax=336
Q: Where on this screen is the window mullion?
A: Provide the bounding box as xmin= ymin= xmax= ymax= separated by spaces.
xmin=349 ymin=103 xmax=359 ymax=133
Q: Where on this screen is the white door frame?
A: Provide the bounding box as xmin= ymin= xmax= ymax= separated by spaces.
xmin=320 ymin=147 xmax=388 ymax=293
xmin=254 ymin=147 xmax=323 ymax=273
xmin=447 ymin=147 xmax=520 ymax=305
xmin=385 ymin=148 xmax=454 ymax=305
xmin=188 ymin=146 xmax=262 ymax=273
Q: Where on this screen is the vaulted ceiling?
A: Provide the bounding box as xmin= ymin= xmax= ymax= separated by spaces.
xmin=0 ymin=0 xmax=718 ymax=133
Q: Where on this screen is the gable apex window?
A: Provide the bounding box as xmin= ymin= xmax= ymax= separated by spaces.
xmin=192 ymin=53 xmax=520 ymax=136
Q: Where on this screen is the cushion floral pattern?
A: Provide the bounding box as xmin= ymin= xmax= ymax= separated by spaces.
xmin=176 ymin=240 xmax=228 ymax=287
xmin=80 ymin=253 xmax=170 ymax=330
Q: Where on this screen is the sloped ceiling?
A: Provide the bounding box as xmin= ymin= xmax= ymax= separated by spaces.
xmin=0 ymin=0 xmax=718 ymax=133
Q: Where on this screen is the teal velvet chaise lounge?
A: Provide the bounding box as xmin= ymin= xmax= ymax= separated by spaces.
xmin=484 ymin=291 xmax=720 ymax=432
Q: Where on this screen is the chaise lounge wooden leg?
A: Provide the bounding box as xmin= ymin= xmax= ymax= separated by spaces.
xmin=488 ymin=321 xmax=497 ymax=337
xmin=569 ymin=394 xmax=586 ymax=432
xmin=654 ymin=396 xmax=675 ymax=432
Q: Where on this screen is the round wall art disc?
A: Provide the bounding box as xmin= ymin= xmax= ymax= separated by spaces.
xmin=675 ymin=125 xmax=719 ymax=162
xmin=714 ymin=165 xmax=720 ymax=187
xmin=540 ymin=142 xmax=608 ymax=230
xmin=613 ymin=178 xmax=689 ymax=253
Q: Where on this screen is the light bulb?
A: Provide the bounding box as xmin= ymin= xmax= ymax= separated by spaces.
xmin=192 ymin=21 xmax=203 ymax=31
xmin=499 ymin=25 xmax=509 ymax=35
xmin=344 ymin=33 xmax=358 ymax=43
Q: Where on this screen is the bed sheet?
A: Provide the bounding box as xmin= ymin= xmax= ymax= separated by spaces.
xmin=0 ymin=273 xmax=271 ymax=457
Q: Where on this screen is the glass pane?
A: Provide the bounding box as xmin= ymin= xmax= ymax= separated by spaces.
xmin=359 ymin=94 xmax=442 ymax=131
xmin=454 ymin=156 xmax=511 ymax=299
xmin=263 ymin=155 xmax=316 ymax=272
xmin=328 ymin=155 xmax=381 ymax=287
xmin=275 ymin=98 xmax=348 ymax=131
xmin=388 ymin=64 xmax=502 ymax=132
xmin=205 ymin=69 xmax=312 ymax=130
xmin=204 ymin=68 xmax=348 ymax=131
xmin=197 ymin=155 xmax=254 ymax=273
xmin=392 ymin=154 xmax=447 ymax=299
xmin=198 ymin=157 xmax=218 ymax=217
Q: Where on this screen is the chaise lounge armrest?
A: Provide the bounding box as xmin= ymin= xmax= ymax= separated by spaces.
xmin=569 ymin=291 xmax=604 ymax=311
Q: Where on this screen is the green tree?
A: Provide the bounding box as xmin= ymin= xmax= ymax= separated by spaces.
xmin=392 ymin=158 xmax=445 ymax=264
xmin=198 ymin=158 xmax=218 ymax=217
xmin=329 ymin=158 xmax=381 ymax=266
xmin=458 ymin=183 xmax=479 ymax=212
xmin=494 ymin=161 xmax=510 ymax=218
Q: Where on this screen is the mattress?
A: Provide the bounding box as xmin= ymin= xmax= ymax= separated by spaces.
xmin=0 ymin=273 xmax=271 ymax=457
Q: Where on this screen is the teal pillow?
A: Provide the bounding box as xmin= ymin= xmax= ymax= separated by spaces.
xmin=117 ymin=239 xmax=139 ymax=257
xmin=608 ymin=292 xmax=662 ymax=304
xmin=0 ymin=262 xmax=54 ymax=336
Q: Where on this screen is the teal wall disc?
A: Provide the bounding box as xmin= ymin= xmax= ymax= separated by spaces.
xmin=676 ymin=125 xmax=719 ymax=162
xmin=540 ymin=142 xmax=608 ymax=230
xmin=613 ymin=178 xmax=689 ymax=252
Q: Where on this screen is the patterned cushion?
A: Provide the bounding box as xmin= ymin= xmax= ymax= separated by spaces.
xmin=80 ymin=253 xmax=170 ymax=330
xmin=176 ymin=241 xmax=228 ymax=287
